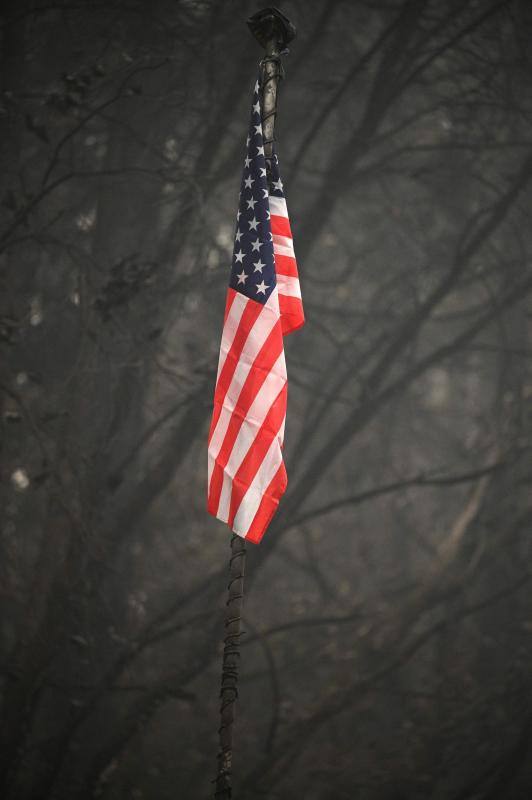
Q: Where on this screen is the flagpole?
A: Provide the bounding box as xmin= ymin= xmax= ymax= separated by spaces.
xmin=213 ymin=10 xmax=296 ymax=798
xmin=259 ymin=33 xmax=281 ymax=187
xmin=214 ymin=534 xmax=246 ymax=799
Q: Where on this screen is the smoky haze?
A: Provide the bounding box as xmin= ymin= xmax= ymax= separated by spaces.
xmin=1 ymin=1 xmax=532 ymax=798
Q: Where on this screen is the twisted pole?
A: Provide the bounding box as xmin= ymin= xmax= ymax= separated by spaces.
xmin=213 ymin=9 xmax=296 ymax=799
xmin=214 ymin=534 xmax=246 ymax=799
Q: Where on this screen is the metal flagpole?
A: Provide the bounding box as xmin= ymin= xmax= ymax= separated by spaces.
xmin=213 ymin=9 xmax=296 ymax=799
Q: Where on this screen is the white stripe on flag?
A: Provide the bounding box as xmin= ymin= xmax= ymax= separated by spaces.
xmin=273 ymin=244 xmax=295 ymax=259
xmin=268 ymin=196 xmax=288 ymax=217
xmin=276 ymin=274 xmax=302 ymax=298
xmin=273 ymin=233 xmax=294 ymax=252
xmin=278 ymin=414 xmax=286 ymax=447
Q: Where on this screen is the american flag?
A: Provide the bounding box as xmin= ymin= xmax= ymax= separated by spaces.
xmin=207 ymin=78 xmax=304 ymax=544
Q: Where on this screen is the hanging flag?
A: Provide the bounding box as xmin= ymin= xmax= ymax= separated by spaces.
xmin=207 ymin=77 xmax=304 ymax=544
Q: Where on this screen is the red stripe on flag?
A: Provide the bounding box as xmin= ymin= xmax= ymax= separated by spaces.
xmin=270 ymin=214 xmax=292 ymax=238
xmin=227 ymin=383 xmax=287 ymax=528
xmin=208 ymin=318 xmax=284 ymax=514
xmin=223 ymin=287 xmax=237 ymax=325
xmin=208 ymin=298 xmax=263 ymax=444
xmin=279 ymin=294 xmax=305 ymax=335
xmin=245 ymin=464 xmax=288 ymax=544
xmin=274 ymin=253 xmax=299 ymax=278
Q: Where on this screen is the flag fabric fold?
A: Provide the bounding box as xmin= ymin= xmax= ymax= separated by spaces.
xmin=207 ymin=77 xmax=304 ymax=544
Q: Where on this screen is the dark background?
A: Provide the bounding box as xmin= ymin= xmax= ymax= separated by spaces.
xmin=2 ymin=1 xmax=532 ymax=798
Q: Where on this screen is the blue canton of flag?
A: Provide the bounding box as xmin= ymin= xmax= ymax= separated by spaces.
xmin=229 ymin=80 xmax=276 ymax=303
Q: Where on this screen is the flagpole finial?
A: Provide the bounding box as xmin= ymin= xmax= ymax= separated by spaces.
xmin=247 ymin=7 xmax=296 ymax=54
